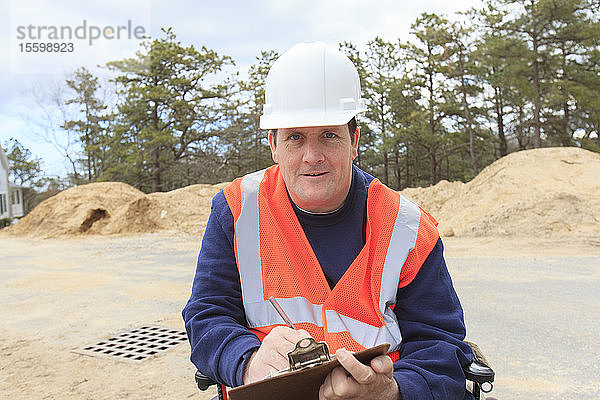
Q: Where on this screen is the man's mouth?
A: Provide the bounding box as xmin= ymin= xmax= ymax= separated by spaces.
xmin=302 ymin=172 xmax=327 ymax=177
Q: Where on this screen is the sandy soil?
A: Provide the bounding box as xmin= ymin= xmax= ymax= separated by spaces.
xmin=0 ymin=234 xmax=213 ymax=400
xmin=1 ymin=233 xmax=599 ymax=400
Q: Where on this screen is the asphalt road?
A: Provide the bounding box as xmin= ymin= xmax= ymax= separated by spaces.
xmin=447 ymin=255 xmax=600 ymax=400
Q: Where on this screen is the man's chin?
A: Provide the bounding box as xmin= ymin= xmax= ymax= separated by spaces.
xmin=294 ymin=194 xmax=339 ymax=213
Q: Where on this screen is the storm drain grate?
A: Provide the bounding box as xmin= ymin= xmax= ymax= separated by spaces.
xmin=72 ymin=325 xmax=188 ymax=363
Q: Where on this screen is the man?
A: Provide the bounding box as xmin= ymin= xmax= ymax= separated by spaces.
xmin=183 ymin=41 xmax=473 ymax=400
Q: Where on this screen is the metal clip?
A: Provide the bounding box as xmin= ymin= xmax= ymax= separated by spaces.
xmin=287 ymin=338 xmax=331 ymax=371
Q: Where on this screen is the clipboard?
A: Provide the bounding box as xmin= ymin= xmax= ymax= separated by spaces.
xmin=228 ymin=341 xmax=390 ymax=400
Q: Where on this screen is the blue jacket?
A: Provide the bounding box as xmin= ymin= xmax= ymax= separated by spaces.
xmin=182 ymin=165 xmax=473 ymax=400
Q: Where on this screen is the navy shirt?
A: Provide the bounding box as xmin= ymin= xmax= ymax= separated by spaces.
xmin=290 ymin=166 xmax=367 ymax=288
xmin=182 ymin=165 xmax=473 ymax=400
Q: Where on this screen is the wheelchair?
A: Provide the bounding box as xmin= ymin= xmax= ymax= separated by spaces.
xmin=193 ymin=341 xmax=496 ymax=400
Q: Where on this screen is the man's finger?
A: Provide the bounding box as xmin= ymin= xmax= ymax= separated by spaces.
xmin=267 ymin=347 xmax=291 ymax=370
xmin=370 ymin=355 xmax=394 ymax=375
xmin=297 ymin=329 xmax=312 ymax=338
xmin=319 ymin=369 xmax=333 ymax=399
xmin=330 ymin=366 xmax=359 ymax=397
xmin=283 ymin=327 xmax=312 ymax=343
xmin=259 ymin=328 xmax=296 ymax=365
xmin=272 ymin=326 xmax=312 ymax=343
xmin=335 ymin=348 xmax=376 ymax=384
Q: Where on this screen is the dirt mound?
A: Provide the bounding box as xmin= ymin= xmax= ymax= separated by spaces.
xmin=401 ymin=147 xmax=600 ymax=238
xmin=147 ymin=183 xmax=229 ymax=235
xmin=400 ymin=180 xmax=465 ymax=216
xmin=3 ymin=182 xmax=146 ymax=238
xmin=2 ymin=181 xmax=227 ymax=238
xmin=107 ymin=196 xmax=161 ymax=235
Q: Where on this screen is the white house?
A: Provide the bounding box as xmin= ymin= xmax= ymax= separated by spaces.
xmin=0 ymin=145 xmax=24 ymax=219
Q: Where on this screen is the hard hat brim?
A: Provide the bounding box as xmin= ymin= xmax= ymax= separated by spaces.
xmin=259 ymin=109 xmax=366 ymax=130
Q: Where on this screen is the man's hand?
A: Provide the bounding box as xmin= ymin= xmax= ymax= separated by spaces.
xmin=319 ymin=348 xmax=400 ymax=400
xmin=243 ymin=326 xmax=311 ymax=384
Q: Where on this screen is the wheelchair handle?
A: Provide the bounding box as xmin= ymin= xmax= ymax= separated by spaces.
xmin=195 ymin=370 xmax=217 ymax=391
xmin=464 ymin=341 xmax=495 ymax=384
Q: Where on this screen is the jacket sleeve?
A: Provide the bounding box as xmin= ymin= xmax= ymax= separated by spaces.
xmin=392 ymin=238 xmax=473 ymax=400
xmin=182 ymin=191 xmax=261 ymax=387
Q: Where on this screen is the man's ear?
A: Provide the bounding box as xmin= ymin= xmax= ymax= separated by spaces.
xmin=352 ymin=128 xmax=360 ymax=160
xmin=268 ymin=130 xmax=278 ymax=163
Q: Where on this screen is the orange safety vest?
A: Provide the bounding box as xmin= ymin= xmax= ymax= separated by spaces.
xmin=223 ymin=165 xmax=439 ymax=363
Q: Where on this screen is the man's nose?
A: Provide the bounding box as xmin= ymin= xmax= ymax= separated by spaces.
xmin=302 ymin=140 xmax=325 ymax=164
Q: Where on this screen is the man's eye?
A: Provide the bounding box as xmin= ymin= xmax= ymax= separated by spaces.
xmin=324 ymin=132 xmax=337 ymax=138
xmin=289 ymin=134 xmax=302 ymax=140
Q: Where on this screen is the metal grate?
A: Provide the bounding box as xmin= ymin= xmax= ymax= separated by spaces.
xmin=72 ymin=325 xmax=188 ymax=363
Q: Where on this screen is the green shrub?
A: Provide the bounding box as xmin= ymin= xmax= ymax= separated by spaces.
xmin=0 ymin=218 xmax=13 ymax=228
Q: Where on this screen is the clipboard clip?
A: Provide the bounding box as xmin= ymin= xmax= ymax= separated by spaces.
xmin=288 ymin=338 xmax=331 ymax=371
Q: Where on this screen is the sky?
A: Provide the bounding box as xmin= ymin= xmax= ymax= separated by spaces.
xmin=0 ymin=0 xmax=484 ymax=178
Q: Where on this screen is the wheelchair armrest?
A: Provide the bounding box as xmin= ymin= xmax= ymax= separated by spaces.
xmin=195 ymin=370 xmax=219 ymax=391
xmin=463 ymin=341 xmax=495 ymax=384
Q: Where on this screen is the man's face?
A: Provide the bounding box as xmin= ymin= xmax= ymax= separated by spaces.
xmin=269 ymin=124 xmax=359 ymax=213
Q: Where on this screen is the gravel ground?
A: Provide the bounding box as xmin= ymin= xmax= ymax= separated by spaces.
xmin=0 ymin=234 xmax=598 ymax=399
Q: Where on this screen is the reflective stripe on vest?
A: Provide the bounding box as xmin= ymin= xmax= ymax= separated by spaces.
xmin=232 ymin=167 xmax=423 ymax=352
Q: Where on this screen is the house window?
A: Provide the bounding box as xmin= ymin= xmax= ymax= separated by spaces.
xmin=0 ymin=193 xmax=5 ymax=215
xmin=12 ymin=190 xmax=20 ymax=205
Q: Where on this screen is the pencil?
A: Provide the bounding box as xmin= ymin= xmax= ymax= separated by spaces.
xmin=268 ymin=296 xmax=298 ymax=330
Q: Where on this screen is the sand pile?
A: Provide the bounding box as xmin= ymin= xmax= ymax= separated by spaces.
xmin=2 ymin=181 xmax=227 ymax=239
xmin=146 ymin=183 xmax=228 ymax=234
xmin=400 ymin=180 xmax=465 ymax=217
xmin=2 ymin=147 xmax=598 ymax=239
xmin=2 ymin=182 xmax=146 ymax=238
xmin=400 ymin=147 xmax=600 ymax=238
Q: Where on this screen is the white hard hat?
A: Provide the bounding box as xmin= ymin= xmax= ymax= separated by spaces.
xmin=259 ymin=41 xmax=367 ymax=130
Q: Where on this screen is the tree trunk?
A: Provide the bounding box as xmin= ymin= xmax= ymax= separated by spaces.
xmin=383 ymin=152 xmax=389 ymax=186
xmin=151 ymin=102 xmax=162 ymax=192
xmin=427 ymin=64 xmax=437 ymax=185
xmin=517 ymin=106 xmax=527 ymax=150
xmin=87 ymin=144 xmax=92 ymax=182
xmin=562 ymin=100 xmax=571 ymax=146
xmin=381 ymin=101 xmax=388 ymax=186
xmin=493 ymin=78 xmax=507 ymax=157
xmin=560 ymin=48 xmax=571 ymax=147
xmin=531 ymin=0 xmax=542 ymax=148
xmin=395 ymin=147 xmax=401 ymax=189
xmin=429 ymin=148 xmax=437 ymax=186
xmin=405 ymin=145 xmax=410 ymax=188
xmin=458 ymin=54 xmax=478 ymax=176
xmin=152 ymin=148 xmax=161 ymax=192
